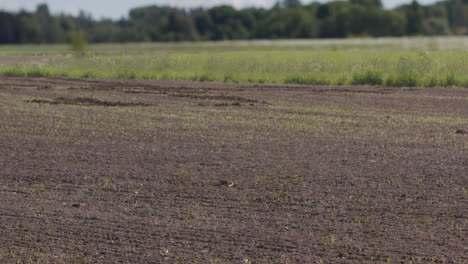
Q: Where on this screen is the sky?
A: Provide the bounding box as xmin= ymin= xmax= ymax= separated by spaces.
xmin=0 ymin=0 xmax=440 ymax=19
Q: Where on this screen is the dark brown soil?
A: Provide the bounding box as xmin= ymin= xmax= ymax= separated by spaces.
xmin=169 ymin=93 xmax=261 ymax=104
xmin=0 ymin=77 xmax=467 ymax=263
xmin=27 ymin=97 xmax=151 ymax=107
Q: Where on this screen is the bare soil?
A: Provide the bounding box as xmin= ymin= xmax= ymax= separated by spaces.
xmin=0 ymin=77 xmax=466 ymax=263
xmin=27 ymin=97 xmax=152 ymax=107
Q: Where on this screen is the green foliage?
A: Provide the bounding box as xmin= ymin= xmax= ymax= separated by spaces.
xmin=423 ymin=76 xmax=439 ymax=87
xmin=116 ymin=70 xmax=137 ymax=79
xmin=350 ymin=0 xmax=383 ymax=8
xmin=196 ymin=5 xmax=254 ymax=40
xmin=25 ymin=67 xmax=48 ymax=77
xmin=0 ymin=41 xmax=466 ymax=88
xmin=284 ymin=75 xmax=331 ymax=85
xmin=81 ymin=71 xmax=97 ymax=78
xmin=194 ymin=73 xmax=217 ymax=82
xmin=67 ymin=31 xmax=88 ymax=54
xmin=164 ymin=11 xmax=199 ymax=41
xmin=0 ymin=1 xmax=467 ymax=44
xmin=345 ymin=6 xmax=406 ymax=36
xmin=0 ymin=67 xmax=26 ymax=77
xmin=386 ymin=73 xmax=419 ymax=87
xmin=351 ymin=70 xmax=384 ymax=86
xmin=423 ymin=18 xmax=452 ymax=35
xmin=257 ymin=8 xmax=319 ymax=38
xmin=446 ymin=0 xmax=466 ymax=30
xmin=405 ymin=0 xmax=425 ymax=35
xmin=440 ymin=72 xmax=459 ymax=87
xmin=460 ymin=79 xmax=468 ymax=88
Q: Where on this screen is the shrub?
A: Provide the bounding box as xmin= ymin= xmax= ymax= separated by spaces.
xmin=26 ymin=68 xmax=48 ymax=77
xmin=117 ymin=71 xmax=137 ymax=79
xmin=194 ymin=73 xmax=216 ymax=82
xmin=81 ymin=71 xmax=96 ymax=78
xmin=334 ymin=75 xmax=349 ymax=85
xmin=423 ymin=76 xmax=439 ymax=87
xmin=460 ymin=79 xmax=468 ymax=88
xmin=284 ymin=75 xmax=331 ymax=85
xmin=351 ymin=70 xmax=383 ymax=86
xmin=439 ymin=72 xmax=459 ymax=87
xmin=0 ymin=67 xmax=26 ymax=77
xmin=385 ymin=73 xmax=419 ymax=87
xmin=67 ymin=31 xmax=88 ymax=55
xmin=223 ymin=74 xmax=238 ymax=83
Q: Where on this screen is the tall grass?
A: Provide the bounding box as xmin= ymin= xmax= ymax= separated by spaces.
xmin=1 ymin=39 xmax=467 ymax=87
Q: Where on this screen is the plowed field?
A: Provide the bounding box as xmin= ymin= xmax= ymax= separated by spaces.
xmin=0 ymin=77 xmax=466 ymax=263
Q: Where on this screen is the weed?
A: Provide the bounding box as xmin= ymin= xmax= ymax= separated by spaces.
xmin=195 ymin=73 xmax=216 ymax=82
xmin=351 ymin=70 xmax=384 ymax=86
xmin=117 ymin=71 xmax=137 ymax=79
xmin=0 ymin=67 xmax=26 ymax=77
xmin=440 ymin=72 xmax=459 ymax=87
xmin=223 ymin=74 xmax=237 ymax=83
xmin=0 ymin=40 xmax=466 ymax=88
xmin=27 ymin=69 xmax=47 ymax=77
xmin=386 ymin=73 xmax=419 ymax=87
xmin=80 ymin=71 xmax=96 ymax=78
xmin=285 ymin=75 xmax=331 ymax=85
xmin=423 ymin=76 xmax=439 ymax=87
xmin=67 ymin=31 xmax=88 ymax=55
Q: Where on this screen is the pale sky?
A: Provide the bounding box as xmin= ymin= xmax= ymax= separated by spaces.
xmin=0 ymin=0 xmax=440 ymax=19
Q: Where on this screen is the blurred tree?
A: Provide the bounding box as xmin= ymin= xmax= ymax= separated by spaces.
xmin=405 ymin=0 xmax=424 ymax=35
xmin=36 ymin=4 xmax=50 ymax=17
xmin=446 ymin=0 xmax=466 ymax=32
xmin=423 ymin=18 xmax=452 ymax=35
xmin=0 ymin=0 xmax=464 ymax=43
xmin=165 ymin=11 xmax=199 ymax=41
xmin=257 ymin=8 xmax=318 ymax=38
xmin=198 ymin=5 xmax=252 ymax=40
xmin=195 ymin=12 xmax=214 ymax=40
xmin=317 ymin=4 xmax=331 ymax=19
xmin=88 ymin=20 xmax=121 ymax=42
xmin=350 ymin=0 xmax=383 ymax=8
xmin=348 ymin=6 xmax=406 ymax=36
xmin=0 ymin=12 xmax=20 ymax=43
xmin=18 ymin=12 xmax=41 ymax=43
xmin=424 ymin=3 xmax=448 ymax=18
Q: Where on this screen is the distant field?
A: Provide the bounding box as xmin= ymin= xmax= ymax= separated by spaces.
xmin=0 ymin=37 xmax=467 ymax=87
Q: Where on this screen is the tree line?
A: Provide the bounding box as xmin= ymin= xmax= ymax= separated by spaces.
xmin=0 ymin=0 xmax=466 ymax=44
